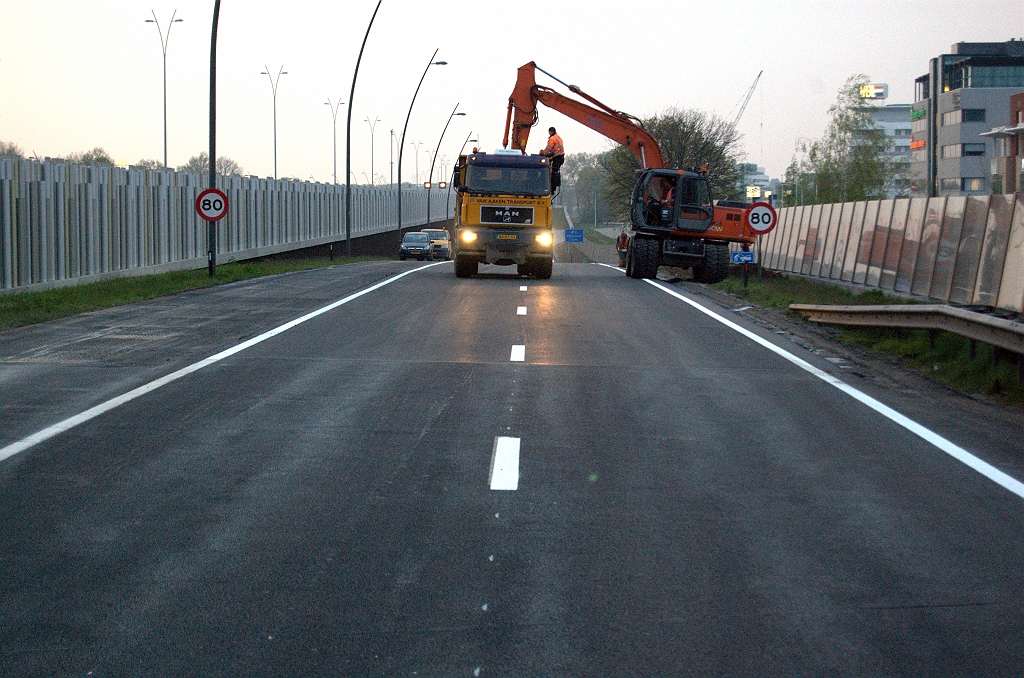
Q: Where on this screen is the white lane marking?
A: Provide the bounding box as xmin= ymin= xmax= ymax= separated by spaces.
xmin=520 ymin=285 xmax=528 ymax=292
xmin=489 ymin=436 xmax=520 ymax=490
xmin=640 ymin=276 xmax=1024 ymax=500
xmin=517 ymin=306 xmax=527 ymax=316
xmin=510 ymin=345 xmax=525 ymax=362
xmin=0 ymin=262 xmax=447 ymax=463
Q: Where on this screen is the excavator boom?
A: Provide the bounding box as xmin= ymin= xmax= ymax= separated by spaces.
xmin=503 ymin=62 xmax=664 ymax=169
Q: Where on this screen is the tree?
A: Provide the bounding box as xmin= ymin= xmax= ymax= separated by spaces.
xmin=785 ymin=74 xmax=907 ymax=205
xmin=0 ymin=141 xmax=24 ymax=158
xmin=177 ymin=152 xmax=245 ymax=176
xmin=134 ymin=158 xmax=165 ymax=170
xmin=601 ymin=107 xmax=744 ymax=219
xmin=560 ymin=152 xmax=615 ymax=223
xmin=67 ymin=147 xmax=114 ymax=165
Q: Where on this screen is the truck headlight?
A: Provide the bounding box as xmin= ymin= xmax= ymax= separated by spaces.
xmin=535 ymin=231 xmax=553 ymax=246
xmin=461 ymin=231 xmax=477 ymax=243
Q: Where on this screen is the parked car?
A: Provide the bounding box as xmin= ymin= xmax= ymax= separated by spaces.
xmin=399 ymin=232 xmax=433 ymax=261
xmin=421 ymin=229 xmax=452 ymax=260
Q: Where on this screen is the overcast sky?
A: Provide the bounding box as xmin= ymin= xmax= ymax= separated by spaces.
xmin=1 ymin=0 xmax=1021 ymax=184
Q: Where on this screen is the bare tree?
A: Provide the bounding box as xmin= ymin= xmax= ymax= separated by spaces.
xmin=177 ymin=152 xmax=245 ymax=176
xmin=134 ymin=158 xmax=165 ymax=170
xmin=66 ymin=147 xmax=114 ymax=165
xmin=601 ymin=107 xmax=744 ymax=218
xmin=0 ymin=141 xmax=24 ymax=158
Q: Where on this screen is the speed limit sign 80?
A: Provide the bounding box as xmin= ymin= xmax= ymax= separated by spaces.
xmin=745 ymin=201 xmax=777 ymax=235
xmin=196 ymin=188 xmax=229 ymax=222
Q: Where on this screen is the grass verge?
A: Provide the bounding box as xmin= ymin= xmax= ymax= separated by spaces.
xmin=0 ymin=255 xmax=381 ymax=332
xmin=583 ymin=227 xmax=615 ymax=245
xmin=712 ymin=268 xmax=1024 ymax=407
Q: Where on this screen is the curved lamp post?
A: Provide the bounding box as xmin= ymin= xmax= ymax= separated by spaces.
xmin=425 ymin=105 xmax=465 ymax=227
xmin=397 ymin=50 xmax=446 ymax=237
xmin=145 ymin=9 xmax=183 ymax=168
xmin=260 ymin=65 xmax=287 ymax=179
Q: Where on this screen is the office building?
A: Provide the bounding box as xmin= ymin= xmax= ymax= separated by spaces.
xmin=981 ymin=91 xmax=1024 ymax=193
xmin=911 ymin=39 xmax=1024 ymax=196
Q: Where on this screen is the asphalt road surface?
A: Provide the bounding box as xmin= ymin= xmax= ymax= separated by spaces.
xmin=3 ymin=261 xmax=1024 ymax=677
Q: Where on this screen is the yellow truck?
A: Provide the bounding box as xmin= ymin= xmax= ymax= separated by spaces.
xmin=450 ymin=151 xmax=555 ymax=279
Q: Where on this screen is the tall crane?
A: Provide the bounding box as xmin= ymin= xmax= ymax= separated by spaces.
xmin=730 ymin=70 xmax=763 ymax=129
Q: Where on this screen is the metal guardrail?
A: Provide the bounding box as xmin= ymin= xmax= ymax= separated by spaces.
xmin=789 ymin=303 xmax=1024 ymax=355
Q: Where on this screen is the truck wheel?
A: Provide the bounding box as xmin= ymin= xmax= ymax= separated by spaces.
xmin=693 ymin=243 xmax=730 ymax=283
xmin=517 ymin=262 xmax=532 ymax=277
xmin=454 ymin=255 xmax=477 ymax=278
xmin=631 ymin=236 xmax=660 ymax=279
xmin=533 ymin=258 xmax=553 ymax=279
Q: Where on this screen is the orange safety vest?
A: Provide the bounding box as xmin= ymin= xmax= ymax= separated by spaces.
xmin=544 ymin=133 xmax=564 ymax=157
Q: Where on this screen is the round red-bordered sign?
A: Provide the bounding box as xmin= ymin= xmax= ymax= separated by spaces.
xmin=195 ymin=188 xmax=229 ymax=222
xmin=745 ymin=201 xmax=777 ymax=235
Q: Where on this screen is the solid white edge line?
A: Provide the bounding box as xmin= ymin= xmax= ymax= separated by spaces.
xmin=489 ymin=436 xmax=521 ymax=490
xmin=510 ymin=345 xmax=526 ymax=362
xmin=632 ymin=274 xmax=1024 ymax=500
xmin=517 ymin=306 xmax=527 ymax=316
xmin=0 ymin=262 xmax=447 ymax=463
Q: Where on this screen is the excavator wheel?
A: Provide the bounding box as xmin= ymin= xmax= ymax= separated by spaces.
xmin=692 ymin=243 xmax=730 ymax=283
xmin=630 ymin=236 xmax=660 ymax=279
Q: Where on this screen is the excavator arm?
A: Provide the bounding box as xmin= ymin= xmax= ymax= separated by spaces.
xmin=503 ymin=62 xmax=665 ymax=169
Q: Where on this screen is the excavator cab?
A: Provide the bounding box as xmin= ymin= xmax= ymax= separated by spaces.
xmin=631 ymin=170 xmax=713 ymax=234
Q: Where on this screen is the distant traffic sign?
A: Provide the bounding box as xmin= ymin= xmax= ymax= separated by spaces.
xmin=745 ymin=201 xmax=777 ymax=235
xmin=564 ymin=228 xmax=584 ymax=243
xmin=195 ymin=188 xmax=229 ymax=222
xmin=731 ymin=251 xmax=755 ymax=264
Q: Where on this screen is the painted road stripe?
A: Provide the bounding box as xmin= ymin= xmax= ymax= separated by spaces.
xmin=489 ymin=436 xmax=520 ymax=490
xmin=633 ymin=272 xmax=1024 ymax=501
xmin=517 ymin=306 xmax=527 ymax=316
xmin=510 ymin=345 xmax=526 ymax=362
xmin=519 ymin=285 xmax=528 ymax=292
xmin=0 ymin=262 xmax=447 ymax=463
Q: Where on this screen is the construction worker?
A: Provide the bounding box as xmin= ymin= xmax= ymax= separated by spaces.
xmin=616 ymin=227 xmax=629 ymax=267
xmin=540 ymin=126 xmax=565 ymax=192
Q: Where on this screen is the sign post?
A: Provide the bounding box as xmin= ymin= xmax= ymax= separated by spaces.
xmin=744 ymin=201 xmax=777 ymax=286
xmin=196 ymin=187 xmax=229 ymax=275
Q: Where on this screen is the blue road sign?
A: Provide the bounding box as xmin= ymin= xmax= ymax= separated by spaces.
xmin=564 ymin=228 xmax=584 ymax=243
xmin=731 ymin=251 xmax=755 ymax=264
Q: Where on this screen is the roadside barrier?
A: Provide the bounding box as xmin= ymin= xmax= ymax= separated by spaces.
xmin=759 ymin=195 xmax=1024 ymax=314
xmin=0 ymin=156 xmax=452 ymax=292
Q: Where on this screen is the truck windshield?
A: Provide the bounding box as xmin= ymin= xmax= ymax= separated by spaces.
xmin=465 ymin=165 xmax=550 ymax=197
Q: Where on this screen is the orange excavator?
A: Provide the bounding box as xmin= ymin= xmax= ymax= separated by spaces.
xmin=504 ymin=61 xmax=761 ymax=281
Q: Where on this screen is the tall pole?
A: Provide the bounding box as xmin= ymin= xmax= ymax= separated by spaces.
xmin=397 ymin=49 xmax=446 ymax=237
xmin=364 ymin=116 xmax=379 ymax=186
xmin=447 ymin=132 xmax=476 ymax=220
xmin=207 ymin=0 xmax=221 ymax=276
xmin=390 ymin=129 xmax=395 ymax=186
xmin=426 ymin=104 xmax=464 ymax=228
xmin=409 ymin=140 xmax=423 ymax=184
xmin=146 ymin=9 xmax=183 ymax=168
xmin=345 ymin=0 xmax=382 ymax=258
xmin=325 ymin=98 xmax=344 ymax=184
xmin=261 ymin=65 xmax=287 ymax=179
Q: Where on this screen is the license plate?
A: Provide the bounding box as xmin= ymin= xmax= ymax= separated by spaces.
xmin=497 ymin=233 xmax=517 ymax=240
xmin=481 ymin=205 xmax=534 ymax=225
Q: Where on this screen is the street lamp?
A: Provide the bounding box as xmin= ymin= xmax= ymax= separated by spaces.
xmin=365 ymin=116 xmax=379 ymax=186
xmin=426 ymin=104 xmax=465 ymax=226
xmin=397 ymin=49 xmax=447 ymax=235
xmin=145 ymin=9 xmax=183 ymax=168
xmin=390 ymin=129 xmax=396 ymax=186
xmin=409 ymin=140 xmax=424 ymax=184
xmin=260 ymin=65 xmax=287 ymax=179
xmin=447 ymin=132 xmax=477 ymax=218
xmin=325 ymin=98 xmax=345 ymax=184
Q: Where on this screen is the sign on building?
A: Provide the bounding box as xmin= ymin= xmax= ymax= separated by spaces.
xmin=859 ymin=83 xmax=889 ymax=100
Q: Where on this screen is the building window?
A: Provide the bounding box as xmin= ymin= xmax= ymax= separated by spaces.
xmin=940 ymin=178 xmax=961 ymax=192
xmin=912 ymin=118 xmax=928 ymax=133
xmin=941 ymin=144 xmax=961 ymax=159
xmin=962 ymin=177 xmax=984 ymax=192
xmin=942 ymin=111 xmax=959 ymax=126
xmin=912 ymin=149 xmax=928 ymax=163
xmin=941 ymin=109 xmax=986 ymax=126
xmin=992 ymin=176 xmax=1003 ymax=194
xmin=993 ymin=137 xmax=1010 ymax=158
xmin=963 ymin=143 xmax=986 ymax=156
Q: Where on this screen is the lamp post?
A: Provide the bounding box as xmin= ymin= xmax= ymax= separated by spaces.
xmin=409 ymin=140 xmax=423 ymax=184
xmin=390 ymin=129 xmax=395 ymax=186
xmin=364 ymin=116 xmax=379 ymax=186
xmin=397 ymin=49 xmax=447 ymax=236
xmin=325 ymin=98 xmax=345 ymax=184
xmin=145 ymin=9 xmax=183 ymax=168
xmin=447 ymin=132 xmax=477 ymax=219
xmin=261 ymin=65 xmax=287 ymax=179
xmin=426 ymin=104 xmax=465 ymax=227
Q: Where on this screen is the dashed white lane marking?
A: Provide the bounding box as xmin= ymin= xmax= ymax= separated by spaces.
xmin=635 ymin=273 xmax=1024 ymax=501
xmin=519 ymin=285 xmax=528 ymax=291
xmin=0 ymin=262 xmax=448 ymax=463
xmin=517 ymin=306 xmax=527 ymax=316
xmin=510 ymin=345 xmax=525 ymax=362
xmin=489 ymin=436 xmax=521 ymax=490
